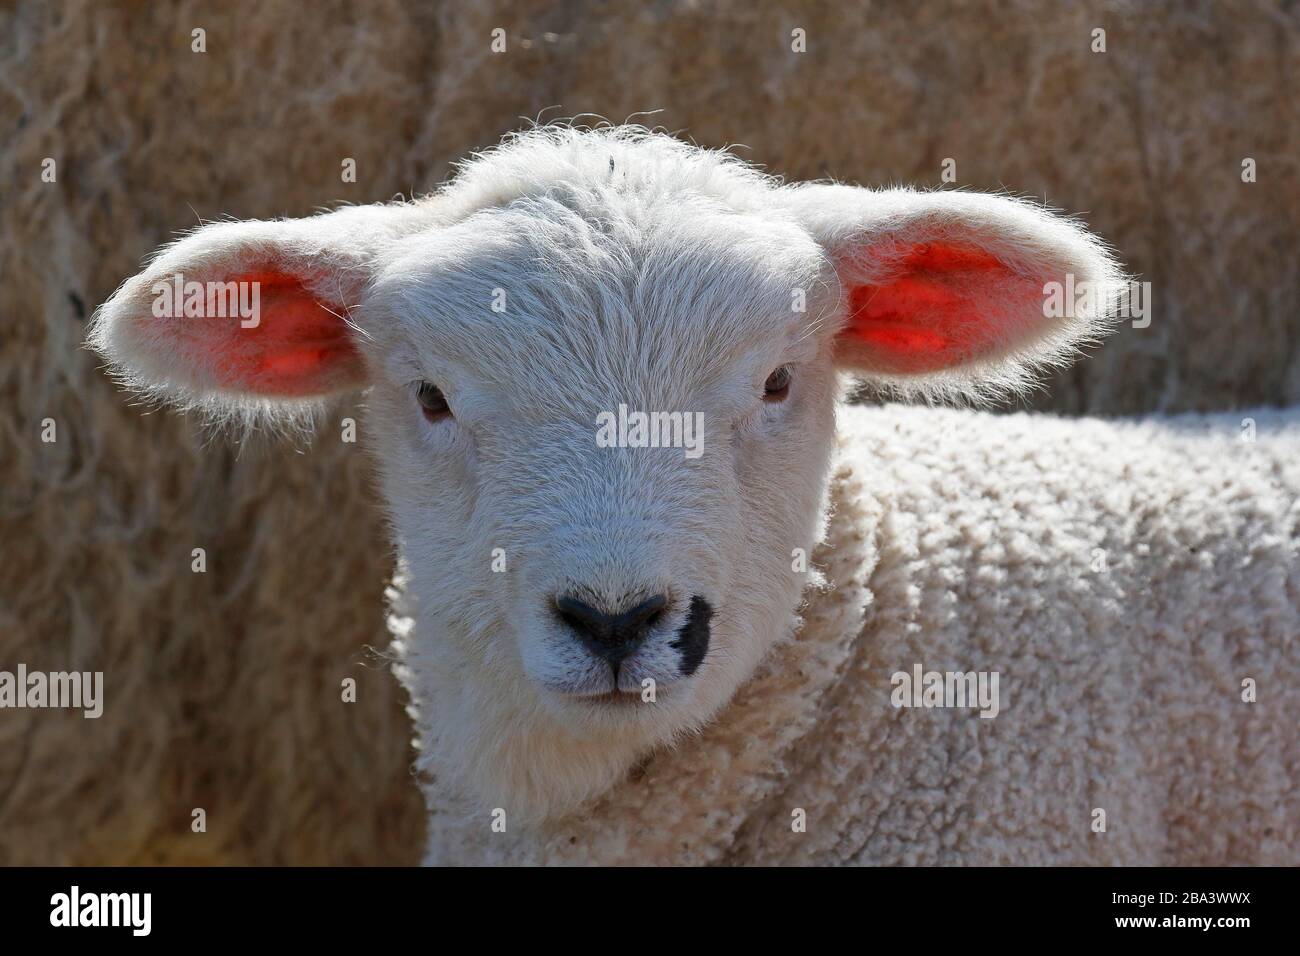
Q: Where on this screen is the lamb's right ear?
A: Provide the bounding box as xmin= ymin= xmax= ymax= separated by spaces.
xmin=786 ymin=184 xmax=1126 ymax=401
xmin=90 ymin=204 xmax=421 ymax=409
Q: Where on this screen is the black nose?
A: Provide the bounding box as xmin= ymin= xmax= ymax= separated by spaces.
xmin=554 ymin=593 xmax=668 ymax=666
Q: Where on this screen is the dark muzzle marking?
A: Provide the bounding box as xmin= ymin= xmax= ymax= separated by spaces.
xmin=670 ymin=596 xmax=713 ymax=676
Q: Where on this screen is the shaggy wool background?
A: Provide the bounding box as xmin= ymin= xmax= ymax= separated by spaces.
xmin=1 ymin=0 xmax=1296 ymax=864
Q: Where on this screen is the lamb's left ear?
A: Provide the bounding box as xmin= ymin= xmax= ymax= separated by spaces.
xmin=787 ymin=185 xmax=1125 ymax=396
xmin=90 ymin=203 xmax=426 ymax=410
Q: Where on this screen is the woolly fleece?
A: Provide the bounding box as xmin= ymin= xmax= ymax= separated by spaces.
xmin=420 ymin=404 xmax=1299 ymax=865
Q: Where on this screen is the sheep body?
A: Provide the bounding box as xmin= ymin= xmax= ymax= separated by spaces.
xmin=86 ymin=125 xmax=1297 ymax=866
xmin=416 ymin=403 xmax=1300 ymax=864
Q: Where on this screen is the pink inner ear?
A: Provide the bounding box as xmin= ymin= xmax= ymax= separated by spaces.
xmin=207 ymin=271 xmax=363 ymax=397
xmin=843 ymin=242 xmax=1018 ymax=373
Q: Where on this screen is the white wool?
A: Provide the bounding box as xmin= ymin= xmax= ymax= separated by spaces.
xmin=89 ymin=124 xmax=1293 ymax=865
xmin=421 ymin=404 xmax=1299 ymax=864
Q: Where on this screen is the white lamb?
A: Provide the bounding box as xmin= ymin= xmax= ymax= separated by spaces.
xmin=91 ymin=126 xmax=1299 ymax=865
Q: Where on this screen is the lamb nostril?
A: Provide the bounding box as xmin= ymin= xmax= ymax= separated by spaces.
xmin=616 ymin=594 xmax=667 ymax=633
xmin=554 ymin=593 xmax=668 ymax=665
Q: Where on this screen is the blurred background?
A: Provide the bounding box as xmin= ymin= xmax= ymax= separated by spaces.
xmin=1 ymin=0 xmax=1297 ymax=864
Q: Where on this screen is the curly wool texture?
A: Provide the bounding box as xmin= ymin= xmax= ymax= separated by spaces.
xmin=423 ymin=404 xmax=1299 ymax=865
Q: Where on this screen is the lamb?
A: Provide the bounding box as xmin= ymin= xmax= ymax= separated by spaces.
xmin=90 ymin=125 xmax=1299 ymax=865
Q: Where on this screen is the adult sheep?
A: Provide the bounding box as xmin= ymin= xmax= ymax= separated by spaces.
xmin=92 ymin=126 xmax=1298 ymax=865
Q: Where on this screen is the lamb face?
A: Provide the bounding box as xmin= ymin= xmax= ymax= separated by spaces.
xmin=90 ymin=126 xmax=1124 ymax=821
xmin=363 ymin=196 xmax=840 ymax=740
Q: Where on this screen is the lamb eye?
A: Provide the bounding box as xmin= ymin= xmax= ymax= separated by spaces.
xmin=416 ymin=381 xmax=451 ymax=421
xmin=763 ymin=365 xmax=792 ymax=402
